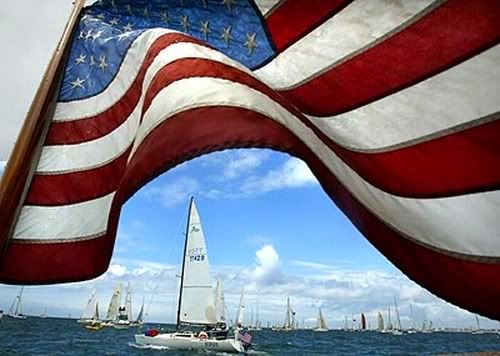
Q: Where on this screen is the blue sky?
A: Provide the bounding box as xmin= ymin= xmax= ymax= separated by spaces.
xmin=1 ymin=150 xmax=498 ymax=330
xmin=0 ymin=1 xmax=498 ymax=331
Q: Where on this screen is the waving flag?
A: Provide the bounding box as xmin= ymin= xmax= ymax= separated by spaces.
xmin=0 ymin=0 xmax=499 ymax=320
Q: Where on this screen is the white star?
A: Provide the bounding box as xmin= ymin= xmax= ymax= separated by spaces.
xmin=123 ymin=23 xmax=133 ymax=32
xmin=89 ymin=56 xmax=96 ymax=67
xmin=109 ymin=18 xmax=119 ymax=26
xmin=117 ymin=32 xmax=131 ymax=41
xmin=244 ymin=32 xmax=258 ymax=54
xmin=77 ymin=31 xmax=85 ymax=40
xmin=160 ymin=11 xmax=169 ymax=24
xmin=75 ymin=54 xmax=86 ymax=64
xmin=220 ymin=26 xmax=233 ymax=45
xmin=180 ymin=15 xmax=190 ymax=33
xmin=92 ymin=30 xmax=104 ymax=41
xmin=70 ymin=77 xmax=85 ymax=89
xmin=222 ymin=0 xmax=236 ymax=11
xmin=99 ymin=55 xmax=108 ymax=71
xmin=85 ymin=29 xmax=93 ymax=40
xmin=200 ymin=20 xmax=210 ymax=39
xmin=97 ymin=13 xmax=105 ymax=20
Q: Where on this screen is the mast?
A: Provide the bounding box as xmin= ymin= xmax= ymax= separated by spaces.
xmin=15 ymin=286 xmax=24 ymax=316
xmin=394 ymin=296 xmax=402 ymax=330
xmin=176 ymin=196 xmax=193 ymax=328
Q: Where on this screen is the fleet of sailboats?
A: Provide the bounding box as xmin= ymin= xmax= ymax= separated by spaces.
xmin=134 ymin=197 xmax=252 ymax=353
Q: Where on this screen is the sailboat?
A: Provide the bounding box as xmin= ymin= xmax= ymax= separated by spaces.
xmin=235 ymin=287 xmax=245 ymax=329
xmin=39 ymin=307 xmax=47 ymax=318
xmin=78 ymin=289 xmax=99 ymax=324
xmin=134 ymin=197 xmax=251 ymax=353
xmin=102 ymin=283 xmax=122 ymax=326
xmin=7 ymin=287 xmax=27 ymax=319
xmin=391 ymin=297 xmax=403 ymax=335
xmin=472 ymin=315 xmax=484 ymax=334
xmin=113 ymin=282 xmax=132 ymax=329
xmin=377 ymin=311 xmax=385 ymax=332
xmin=279 ymin=297 xmax=296 ymax=331
xmin=313 ymin=309 xmax=329 ymax=332
xmin=85 ymin=302 xmax=103 ymax=330
xmin=131 ymin=298 xmax=145 ymax=326
xmin=360 ymin=313 xmax=367 ymax=331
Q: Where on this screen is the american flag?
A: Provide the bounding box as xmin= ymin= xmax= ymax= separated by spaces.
xmin=238 ymin=330 xmax=252 ymax=345
xmin=0 ymin=0 xmax=499 ymax=320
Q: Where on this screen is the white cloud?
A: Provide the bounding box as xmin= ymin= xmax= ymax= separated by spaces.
xmin=240 ymin=157 xmax=318 ymax=196
xmin=143 ymin=176 xmax=199 ymax=207
xmin=240 ymin=244 xmax=285 ymax=286
xmin=222 ymin=150 xmax=270 ymax=179
xmin=108 ymin=264 xmax=127 ymax=277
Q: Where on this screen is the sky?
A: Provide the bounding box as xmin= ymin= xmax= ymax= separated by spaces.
xmin=0 ymin=1 xmax=498 ymax=330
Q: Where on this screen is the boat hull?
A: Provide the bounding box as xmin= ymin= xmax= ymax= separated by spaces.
xmin=134 ymin=333 xmax=245 ymax=353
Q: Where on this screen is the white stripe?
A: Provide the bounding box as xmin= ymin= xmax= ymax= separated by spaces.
xmin=254 ymin=0 xmax=282 ymax=16
xmin=308 ymin=45 xmax=500 ymax=151
xmin=134 ymin=77 xmax=500 ymax=257
xmin=37 ymin=43 xmax=249 ymax=173
xmin=13 ymin=193 xmax=115 ymax=241
xmin=53 ymin=29 xmax=175 ymax=121
xmin=255 ymin=0 xmax=437 ymax=89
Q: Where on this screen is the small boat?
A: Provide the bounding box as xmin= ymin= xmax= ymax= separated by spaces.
xmin=278 ymin=297 xmax=296 ymax=331
xmin=391 ymin=297 xmax=403 ymax=335
xmin=85 ymin=320 xmax=104 ymax=331
xmin=360 ymin=313 xmax=367 ymax=331
xmin=7 ymin=287 xmax=27 ymax=319
xmin=134 ymin=197 xmax=251 ymax=353
xmin=313 ymin=309 xmax=329 ymax=332
xmin=377 ymin=311 xmax=385 ymax=332
xmin=471 ymin=315 xmax=485 ymax=334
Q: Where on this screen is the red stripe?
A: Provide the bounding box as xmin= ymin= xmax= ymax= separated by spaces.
xmin=25 ymin=148 xmax=131 ymax=206
xmin=1 ymin=105 xmax=498 ymax=320
xmin=143 ymin=58 xmax=500 ymax=198
xmin=265 ymin=0 xmax=352 ymax=52
xmin=45 ymin=33 xmax=203 ymax=145
xmin=281 ymin=0 xmax=500 ymax=116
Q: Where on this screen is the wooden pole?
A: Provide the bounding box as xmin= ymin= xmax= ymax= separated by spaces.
xmin=0 ymin=0 xmax=86 ymax=256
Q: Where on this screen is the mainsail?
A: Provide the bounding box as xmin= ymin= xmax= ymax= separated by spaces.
xmin=80 ymin=289 xmax=97 ymax=321
xmin=317 ymin=309 xmax=328 ymax=330
xmin=135 ymin=298 xmax=145 ymax=324
xmin=235 ymin=287 xmax=245 ymax=327
xmin=8 ymin=286 xmax=24 ymax=317
xmin=214 ymin=277 xmax=226 ymax=325
xmin=177 ymin=198 xmax=216 ymax=325
xmin=377 ymin=311 xmax=385 ymax=331
xmin=125 ymin=283 xmax=132 ymax=321
xmin=106 ymin=283 xmax=122 ymax=321
xmin=361 ymin=313 xmax=367 ymax=330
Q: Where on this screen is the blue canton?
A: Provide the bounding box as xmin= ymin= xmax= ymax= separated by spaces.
xmin=59 ymin=0 xmax=276 ymax=101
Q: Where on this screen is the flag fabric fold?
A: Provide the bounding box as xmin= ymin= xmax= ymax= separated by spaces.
xmin=0 ymin=0 xmax=499 ymax=320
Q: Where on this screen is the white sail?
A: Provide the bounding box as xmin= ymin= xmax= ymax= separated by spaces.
xmin=393 ymin=296 xmax=402 ymax=330
xmin=106 ymin=283 xmax=123 ymax=321
xmin=178 ymin=198 xmax=216 ymax=325
xmin=8 ymin=286 xmax=25 ymax=317
xmin=80 ymin=289 xmax=97 ymax=320
xmin=125 ymin=283 xmax=132 ymax=321
xmin=214 ymin=278 xmax=226 ymax=324
xmin=135 ymin=299 xmax=145 ymax=324
xmin=235 ymin=287 xmax=245 ymax=327
xmin=316 ymin=309 xmax=328 ymax=330
xmin=94 ymin=301 xmax=100 ymax=320
xmin=377 ymin=311 xmax=384 ymax=331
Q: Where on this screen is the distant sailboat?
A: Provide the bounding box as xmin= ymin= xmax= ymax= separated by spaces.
xmin=40 ymin=307 xmax=47 ymax=318
xmin=114 ymin=282 xmax=132 ymax=329
xmin=377 ymin=312 xmax=385 ymax=332
xmin=78 ymin=289 xmax=99 ymax=324
xmin=391 ymin=297 xmax=403 ymax=335
xmin=280 ymin=297 xmax=296 ymax=331
xmin=131 ymin=298 xmax=145 ymax=326
xmin=472 ymin=315 xmax=484 ymax=334
xmin=135 ymin=198 xmax=251 ymax=352
xmin=360 ymin=313 xmax=367 ymax=331
xmin=7 ymin=287 xmax=27 ymax=319
xmin=313 ymin=309 xmax=329 ymax=332
xmin=235 ymin=287 xmax=245 ymax=329
xmin=103 ymin=283 xmax=122 ymax=326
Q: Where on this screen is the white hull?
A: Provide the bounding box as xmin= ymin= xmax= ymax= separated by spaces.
xmin=313 ymin=328 xmax=329 ymax=332
xmin=135 ymin=332 xmax=245 ymax=353
xmin=7 ymin=314 xmax=27 ymax=320
xmin=113 ymin=321 xmax=131 ymax=329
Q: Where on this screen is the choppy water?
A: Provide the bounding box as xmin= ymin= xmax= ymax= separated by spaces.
xmin=0 ymin=317 xmax=499 ymax=355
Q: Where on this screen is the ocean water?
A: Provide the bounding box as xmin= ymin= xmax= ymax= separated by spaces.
xmin=0 ymin=317 xmax=499 ymax=355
